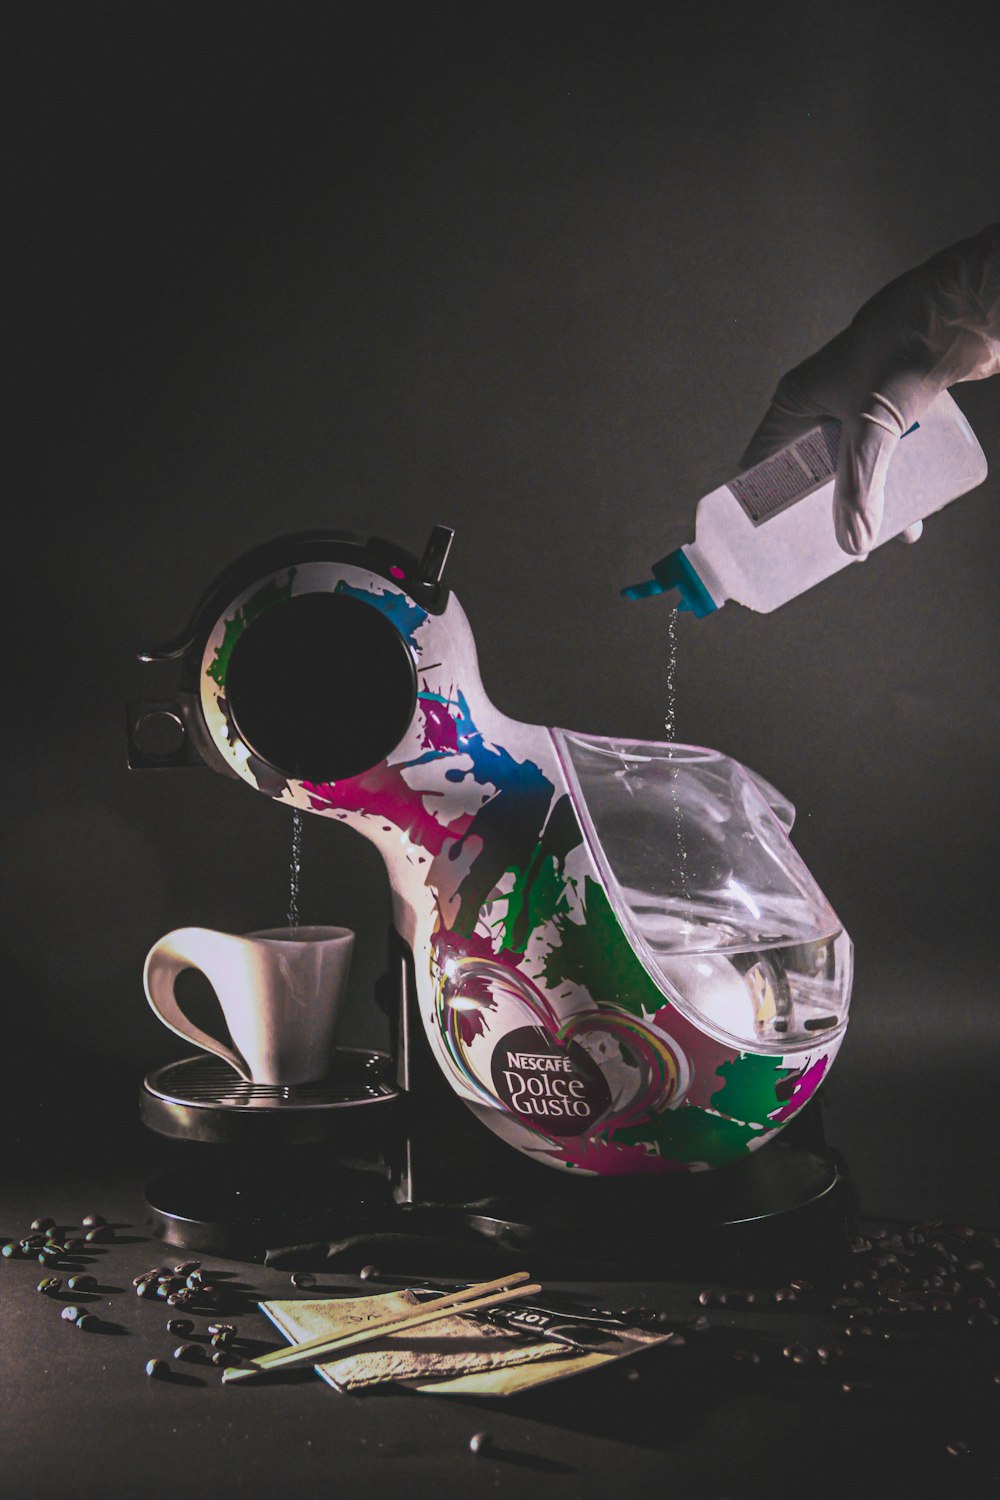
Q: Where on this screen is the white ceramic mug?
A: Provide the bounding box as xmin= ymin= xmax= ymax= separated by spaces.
xmin=143 ymin=925 xmax=354 ymax=1085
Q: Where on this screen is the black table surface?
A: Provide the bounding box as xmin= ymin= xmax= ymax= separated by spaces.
xmin=3 ymin=1122 xmax=1000 ymax=1500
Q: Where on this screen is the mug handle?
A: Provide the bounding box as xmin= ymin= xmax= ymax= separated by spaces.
xmin=143 ymin=927 xmax=251 ymax=1080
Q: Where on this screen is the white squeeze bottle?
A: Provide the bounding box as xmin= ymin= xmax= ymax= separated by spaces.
xmin=622 ymin=390 xmax=988 ymax=615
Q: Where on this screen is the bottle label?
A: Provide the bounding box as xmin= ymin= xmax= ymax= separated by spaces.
xmin=729 ymin=420 xmax=840 ymax=526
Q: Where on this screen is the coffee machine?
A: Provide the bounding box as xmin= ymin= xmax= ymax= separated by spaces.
xmin=128 ymin=526 xmax=854 ymax=1277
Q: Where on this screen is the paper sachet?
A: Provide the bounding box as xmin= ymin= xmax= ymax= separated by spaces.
xmin=260 ymin=1289 xmax=563 ymax=1391
xmin=260 ymin=1289 xmax=672 ymax=1396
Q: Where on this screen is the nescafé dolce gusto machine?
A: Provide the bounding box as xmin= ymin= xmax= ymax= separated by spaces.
xmin=128 ymin=527 xmax=854 ymax=1272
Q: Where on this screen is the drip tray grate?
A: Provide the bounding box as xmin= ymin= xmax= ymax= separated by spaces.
xmin=141 ymin=1049 xmax=399 ymax=1145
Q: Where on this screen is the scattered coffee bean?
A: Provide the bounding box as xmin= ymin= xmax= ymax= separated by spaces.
xmin=211 ymin=1332 xmax=234 ymax=1351
xmin=359 ymin=1265 xmax=379 ymax=1281
xmin=84 ymin=1226 xmax=112 ymax=1244
xmin=174 ymin=1261 xmax=201 ymax=1276
xmin=67 ymin=1274 xmax=96 ymax=1292
xmin=782 ymin=1343 xmax=810 ymax=1362
xmin=773 ymin=1287 xmax=797 ymax=1304
xmin=945 ymin=1441 xmax=969 ymax=1458
xmin=689 ymin=1316 xmax=710 ymax=1332
xmin=37 ymin=1277 xmax=63 ymax=1294
xmin=61 ymin=1305 xmax=83 ymax=1322
xmin=167 ymin=1318 xmax=194 ymax=1335
xmin=468 ymin=1431 xmax=492 ymax=1456
xmin=697 ymin=1290 xmax=715 ymax=1307
xmin=30 ymin=1217 xmax=56 ymax=1233
xmin=2 ymin=1242 xmax=21 ymax=1259
xmin=75 ymin=1313 xmax=98 ymax=1331
xmin=185 ymin=1272 xmax=205 ymax=1290
xmin=146 ymin=1358 xmax=170 ymax=1379
xmin=789 ymin=1279 xmax=813 ymax=1293
xmin=210 ymin=1350 xmax=234 ymax=1367
xmin=64 ymin=1239 xmax=85 ymax=1253
xmin=290 ymin=1272 xmax=316 ymax=1289
xmin=81 ymin=1215 xmax=107 ymax=1229
xmin=840 ymin=1382 xmax=854 ymax=1394
xmin=173 ymin=1343 xmax=205 ymax=1362
xmin=37 ymin=1252 xmax=61 ymax=1269
xmin=207 ymin=1323 xmax=236 ymax=1337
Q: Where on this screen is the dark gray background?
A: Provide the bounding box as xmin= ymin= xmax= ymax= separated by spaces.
xmin=6 ymin=0 xmax=998 ymax=1221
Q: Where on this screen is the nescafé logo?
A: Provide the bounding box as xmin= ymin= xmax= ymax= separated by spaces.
xmin=491 ymin=1026 xmax=611 ymax=1136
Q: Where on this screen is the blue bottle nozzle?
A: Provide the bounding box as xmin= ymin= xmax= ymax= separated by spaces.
xmin=621 ymin=549 xmax=718 ymax=617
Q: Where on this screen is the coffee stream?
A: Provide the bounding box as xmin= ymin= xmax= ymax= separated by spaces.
xmin=287 ymin=807 xmax=303 ymax=929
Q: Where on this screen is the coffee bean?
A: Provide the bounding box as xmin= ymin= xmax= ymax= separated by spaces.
xmin=21 ymin=1235 xmax=45 ymax=1249
xmin=210 ymin=1350 xmax=235 ymax=1367
xmin=145 ymin=1358 xmax=170 ymax=1379
xmin=782 ymin=1343 xmax=810 ymax=1362
xmin=84 ymin=1227 xmax=111 ymax=1244
xmin=37 ymin=1277 xmax=63 ymax=1294
xmin=359 ymin=1265 xmax=379 ymax=1281
xmin=945 ymin=1441 xmax=969 ymax=1458
xmin=773 ymin=1287 xmax=797 ymax=1304
xmin=75 ymin=1313 xmax=98 ymax=1331
xmin=173 ymin=1343 xmax=204 ymax=1362
xmin=67 ymin=1274 xmax=96 ymax=1292
xmin=207 ymin=1323 xmax=236 ymax=1336
xmin=173 ymin=1261 xmax=201 ymax=1276
xmin=30 ymin=1217 xmax=56 ymax=1233
xmin=64 ymin=1239 xmax=85 ymax=1253
xmin=211 ymin=1332 xmax=234 ymax=1350
xmin=468 ymin=1431 xmax=492 ymax=1456
xmin=81 ymin=1215 xmax=107 ymax=1229
xmin=61 ymin=1305 xmax=83 ymax=1322
xmin=789 ymin=1279 xmax=813 ymax=1293
xmin=167 ymin=1318 xmax=194 ymax=1335
xmin=290 ymin=1272 xmax=316 ymax=1289
xmin=2 ymin=1242 xmax=21 ymax=1259
xmin=840 ymin=1382 xmax=854 ymax=1394
xmin=732 ymin=1349 xmax=760 ymax=1364
xmin=696 ymin=1289 xmax=715 ymax=1307
xmin=689 ymin=1316 xmax=710 ymax=1332
xmin=185 ymin=1273 xmax=205 ymax=1290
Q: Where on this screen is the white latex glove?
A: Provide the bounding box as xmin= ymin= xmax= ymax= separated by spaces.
xmin=741 ymin=224 xmax=1000 ymax=554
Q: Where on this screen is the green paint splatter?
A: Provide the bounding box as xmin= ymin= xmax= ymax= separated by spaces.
xmin=502 ymin=794 xmax=581 ymax=954
xmin=502 ymin=853 xmax=569 ymax=954
xmin=543 ymin=876 xmax=663 ymax=1017
xmin=709 ymin=1052 xmax=786 ymax=1127
xmin=206 ymin=571 xmax=296 ymax=688
xmin=616 ymin=1103 xmax=766 ymax=1166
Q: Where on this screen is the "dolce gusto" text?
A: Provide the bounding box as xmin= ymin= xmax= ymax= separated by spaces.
xmin=501 ymin=1050 xmax=590 ymax=1117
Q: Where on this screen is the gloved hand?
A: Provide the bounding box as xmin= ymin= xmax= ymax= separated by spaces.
xmin=740 ymin=224 xmax=999 ymax=554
